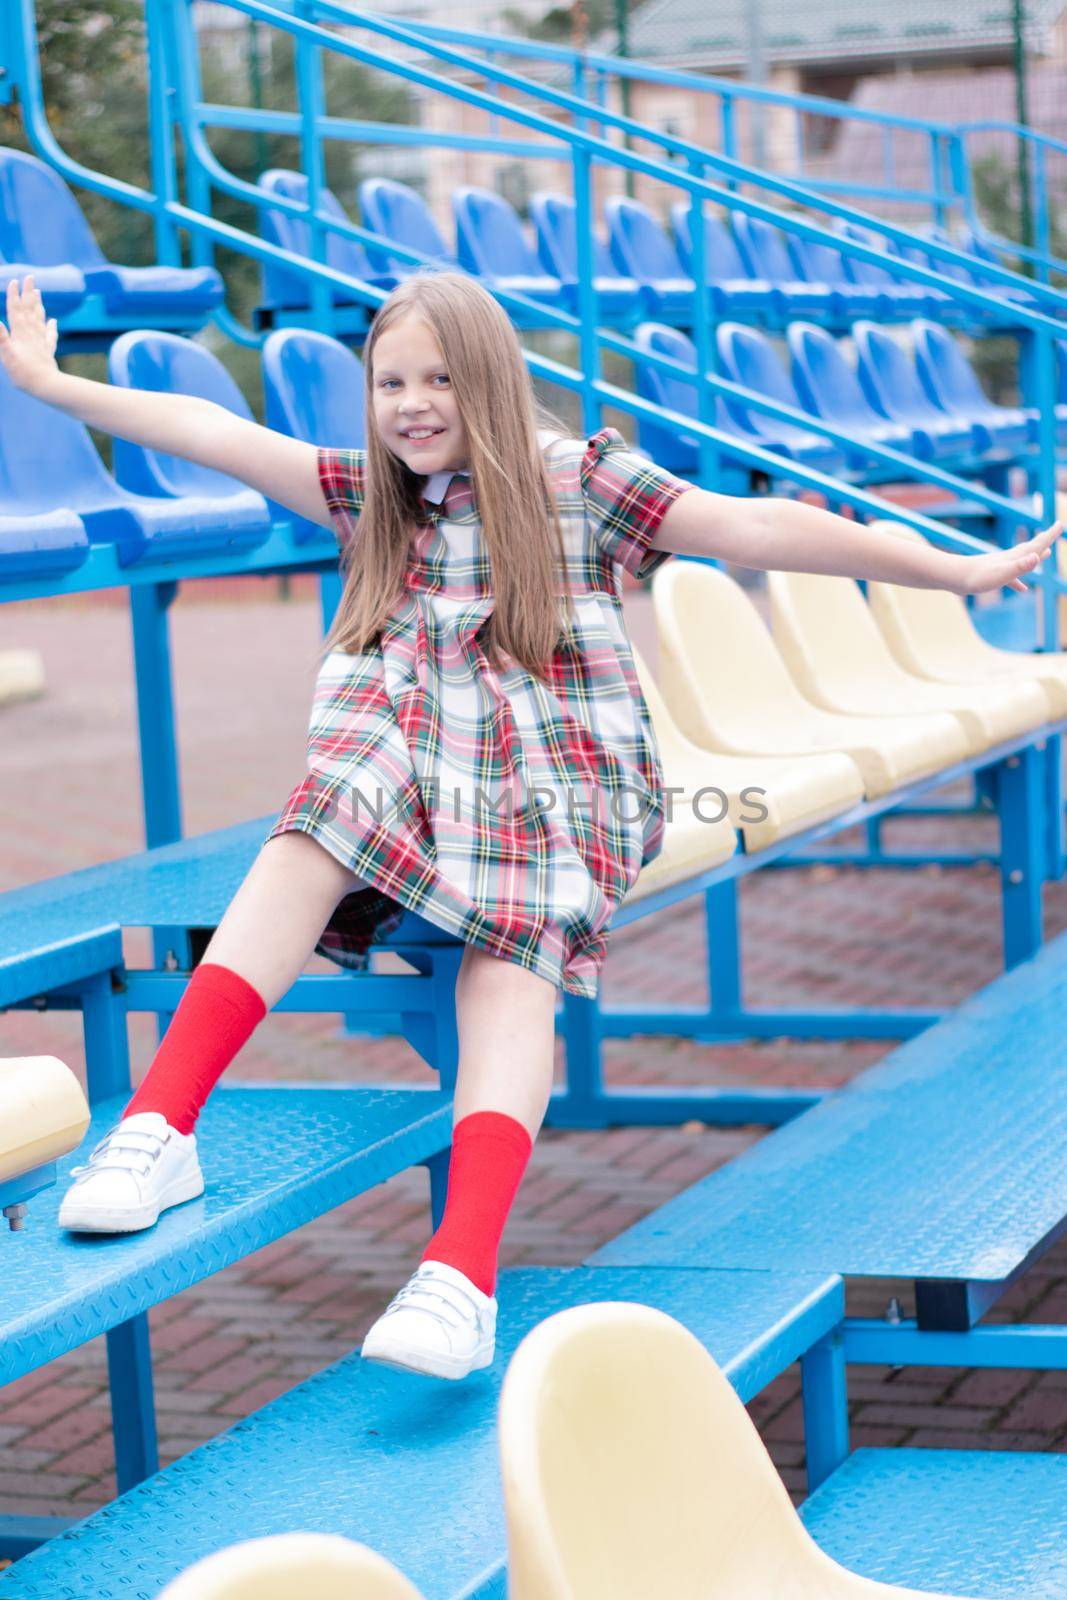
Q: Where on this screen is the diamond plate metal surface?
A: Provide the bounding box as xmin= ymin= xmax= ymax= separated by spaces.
xmin=801 ymin=1448 xmax=1067 ymax=1598
xmin=592 ymin=931 xmax=1067 ymax=1283
xmin=0 ymin=1265 xmax=842 ymax=1600
xmin=0 ymin=1086 xmax=452 ymax=1385
xmin=0 ymin=926 xmax=123 ymax=1009
xmin=0 ymin=819 xmax=458 ymax=955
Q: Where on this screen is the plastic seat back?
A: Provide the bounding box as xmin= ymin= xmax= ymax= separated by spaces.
xmin=257 ymin=169 xmax=371 ymax=306
xmin=157 ymin=1532 xmax=425 ymax=1599
xmin=605 ymin=197 xmax=687 ymax=284
xmin=911 ymin=320 xmax=989 ymax=413
xmin=788 ymin=322 xmax=880 ymax=428
xmin=835 ymin=221 xmax=899 ymax=289
xmin=359 ymin=178 xmax=453 ymax=272
xmin=529 ymin=192 xmax=615 ymax=279
xmin=790 ymin=234 xmax=851 ymax=288
xmin=669 ymin=205 xmax=748 ymax=280
xmin=452 ymin=187 xmax=541 ymax=278
xmin=501 ymin=1302 xmax=935 ymax=1600
xmin=732 ymin=214 xmax=795 ymax=282
xmin=716 ymin=321 xmax=802 ymax=424
xmin=262 ymin=327 xmax=366 ymax=448
xmin=0 ymin=147 xmax=107 ymax=268
xmin=108 ymin=332 xmax=255 ymax=498
xmin=853 ymin=321 xmax=938 ymax=420
xmin=0 ymin=359 xmax=116 ymax=518
xmin=652 ymin=559 xmax=816 ymax=749
xmin=262 ymin=328 xmax=365 ymax=540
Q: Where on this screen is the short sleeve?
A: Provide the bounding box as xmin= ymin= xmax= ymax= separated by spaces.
xmin=317 ymin=447 xmax=367 ymax=551
xmin=579 ymin=428 xmax=692 ymax=580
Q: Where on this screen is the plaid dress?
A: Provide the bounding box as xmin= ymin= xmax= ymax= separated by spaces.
xmin=267 ymin=428 xmax=692 ymax=997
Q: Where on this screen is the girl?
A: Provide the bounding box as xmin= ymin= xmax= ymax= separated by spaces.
xmin=0 ymin=270 xmax=1057 ymax=1382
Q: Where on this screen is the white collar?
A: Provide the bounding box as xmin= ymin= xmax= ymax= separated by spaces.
xmin=420 ymin=469 xmax=458 ymax=505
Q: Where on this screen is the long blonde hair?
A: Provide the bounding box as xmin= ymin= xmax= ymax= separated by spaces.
xmin=324 ymin=272 xmax=572 ymax=681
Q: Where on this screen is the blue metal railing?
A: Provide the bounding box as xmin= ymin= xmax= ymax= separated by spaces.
xmin=7 ymin=0 xmax=1067 ymax=645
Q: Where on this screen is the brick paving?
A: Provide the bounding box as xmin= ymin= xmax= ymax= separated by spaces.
xmin=0 ymin=583 xmax=1064 ymax=1540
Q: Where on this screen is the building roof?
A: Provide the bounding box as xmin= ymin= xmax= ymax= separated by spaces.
xmin=619 ymin=0 xmax=1065 ymax=72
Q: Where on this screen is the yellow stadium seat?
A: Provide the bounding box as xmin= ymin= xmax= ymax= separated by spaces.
xmin=631 ymin=647 xmax=864 ymax=855
xmin=0 ymin=1057 xmax=90 ymax=1186
xmin=156 ymin=1533 xmax=425 ymax=1599
xmin=500 ymin=1301 xmax=962 ymax=1600
xmin=652 ymin=561 xmax=969 ymax=799
xmin=866 ymin=520 xmax=1067 ymax=717
xmin=768 ymin=568 xmax=1048 ymax=754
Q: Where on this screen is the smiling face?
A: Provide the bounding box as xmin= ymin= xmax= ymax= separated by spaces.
xmin=370 ymin=312 xmax=470 ymax=477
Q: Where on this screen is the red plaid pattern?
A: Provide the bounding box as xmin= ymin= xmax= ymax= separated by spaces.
xmin=267 ymin=428 xmax=692 ymax=996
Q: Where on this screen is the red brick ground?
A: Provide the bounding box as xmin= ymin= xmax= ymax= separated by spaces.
xmin=0 ymin=585 xmax=1064 ymax=1535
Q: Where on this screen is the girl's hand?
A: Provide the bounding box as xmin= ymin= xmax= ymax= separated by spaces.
xmin=955 ymin=520 xmax=1062 ymax=596
xmin=0 ymin=275 xmax=60 ymax=398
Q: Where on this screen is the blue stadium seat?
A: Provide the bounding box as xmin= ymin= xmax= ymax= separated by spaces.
xmin=262 ymin=327 xmax=367 ymax=541
xmin=0 ymin=508 xmax=89 ymax=582
xmin=604 ymin=197 xmax=694 ymax=324
xmin=256 ymin=170 xmax=395 ymax=311
xmin=358 ymin=177 xmax=456 ymax=276
xmin=915 ymin=226 xmax=1037 ymax=314
xmin=834 ymin=221 xmax=943 ymax=318
xmin=713 ymin=322 xmax=846 ymax=476
xmin=783 ymin=235 xmax=887 ymax=320
xmin=0 ymin=358 xmax=267 ymax=569
xmin=107 ymin=332 xmax=274 ymax=548
xmin=0 ymin=262 xmax=86 ymax=318
xmin=452 ymin=186 xmax=568 ymax=313
xmin=631 ymin=322 xmax=749 ymax=480
xmin=668 ymin=204 xmax=778 ymax=320
xmin=911 ymin=320 xmax=1034 ymax=457
xmin=731 ymin=214 xmax=840 ymax=321
xmin=852 ymin=321 xmax=978 ymax=462
xmin=0 ymin=147 xmax=222 ymax=322
xmin=787 ymin=322 xmax=923 ymax=461
xmin=529 ymin=192 xmax=644 ymax=326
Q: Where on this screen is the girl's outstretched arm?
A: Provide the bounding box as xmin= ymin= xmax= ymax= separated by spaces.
xmin=0 ymin=275 xmax=332 ymax=528
xmin=650 ymin=482 xmax=1062 ymax=598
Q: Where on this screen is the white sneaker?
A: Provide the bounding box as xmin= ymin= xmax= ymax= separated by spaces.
xmin=58 ymin=1111 xmax=205 ymax=1234
xmin=361 ymin=1260 xmax=497 ymax=1381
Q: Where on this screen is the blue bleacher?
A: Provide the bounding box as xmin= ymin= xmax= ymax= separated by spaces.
xmin=106 ymin=332 xmax=274 ymax=546
xmin=359 ymin=176 xmax=458 ymax=277
xmin=0 ymin=260 xmax=85 ymax=317
xmin=911 ymin=319 xmax=1035 ymax=457
xmin=787 ymin=321 xmax=927 ymax=462
xmin=851 ymin=321 xmax=979 ymax=463
xmin=731 ymin=213 xmax=840 ymax=322
xmin=630 ymin=322 xmax=752 ymax=483
xmin=604 ymin=196 xmax=695 ymax=325
xmin=667 ymin=203 xmax=779 ymax=321
xmin=0 ymin=362 xmax=270 ymax=567
xmin=834 ymin=220 xmax=944 ymax=319
xmin=262 ymin=326 xmax=367 ymax=540
xmin=0 ymin=507 xmax=88 ymax=580
xmin=451 ymin=185 xmax=569 ymax=320
xmin=528 ymin=191 xmax=644 ymax=327
xmin=784 ymin=234 xmax=889 ymax=320
xmin=256 ymin=169 xmax=394 ymax=320
xmin=592 ymin=923 xmax=1067 ymax=1334
xmin=0 ymin=147 xmax=222 ymax=340
xmin=713 ymin=321 xmax=848 ymax=476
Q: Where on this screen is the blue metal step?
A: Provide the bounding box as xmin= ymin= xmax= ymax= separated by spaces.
xmin=801 ymin=1448 xmax=1067 ymax=1598
xmin=590 ymin=929 xmax=1067 ymax=1291
xmin=1 ymin=1085 xmax=452 ymax=1385
xmin=0 ymin=1264 xmax=842 ymax=1599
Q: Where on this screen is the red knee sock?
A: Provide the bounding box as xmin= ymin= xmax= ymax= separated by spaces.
xmin=124 ymin=962 xmax=267 ymax=1135
xmin=421 ymin=1110 xmax=534 ymax=1296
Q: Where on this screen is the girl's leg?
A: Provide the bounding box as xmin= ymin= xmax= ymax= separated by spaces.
xmin=124 ymin=832 xmax=368 ymax=1131
xmin=419 ymin=944 xmax=557 ymax=1295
